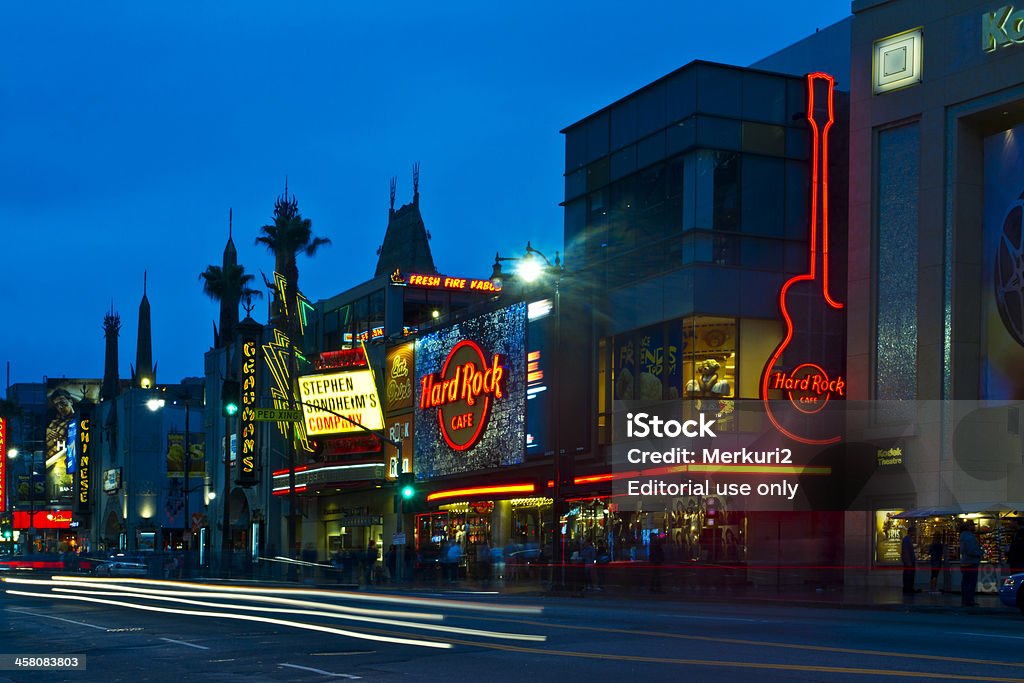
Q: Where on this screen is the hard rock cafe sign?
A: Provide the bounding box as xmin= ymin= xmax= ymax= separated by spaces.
xmin=768 ymin=363 xmax=846 ymax=414
xmin=419 ymin=340 xmax=506 ymax=451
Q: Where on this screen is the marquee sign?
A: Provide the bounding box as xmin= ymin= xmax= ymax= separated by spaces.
xmin=237 ymin=333 xmax=261 ymax=486
xmin=419 ymin=340 xmax=506 ymax=451
xmin=299 ymin=369 xmax=385 ymax=437
xmin=0 ymin=418 xmax=6 ymax=513
xmin=74 ymin=414 xmax=92 ymax=514
xmin=392 ymin=270 xmax=501 ymax=293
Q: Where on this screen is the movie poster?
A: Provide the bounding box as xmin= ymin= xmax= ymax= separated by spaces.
xmin=45 ymin=379 xmax=101 ymax=504
xmin=983 ymin=123 xmax=1024 ymax=399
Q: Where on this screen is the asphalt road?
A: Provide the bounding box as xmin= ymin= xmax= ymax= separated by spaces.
xmin=1 ymin=575 xmax=1023 ymax=682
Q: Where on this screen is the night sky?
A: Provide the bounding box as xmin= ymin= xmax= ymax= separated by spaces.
xmin=1 ymin=1 xmax=850 ymax=390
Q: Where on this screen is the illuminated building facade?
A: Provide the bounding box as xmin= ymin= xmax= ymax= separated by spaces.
xmin=560 ymin=58 xmax=852 ymax=580
xmin=843 ymin=0 xmax=1024 ymax=590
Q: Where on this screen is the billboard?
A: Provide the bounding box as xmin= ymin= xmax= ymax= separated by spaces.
xmin=299 ymin=369 xmax=385 ymax=436
xmin=45 ymin=379 xmax=100 ymax=504
xmin=983 ymin=123 xmax=1024 ymax=398
xmin=414 ymin=303 xmax=526 ymax=479
xmin=166 ymin=433 xmax=206 ymax=478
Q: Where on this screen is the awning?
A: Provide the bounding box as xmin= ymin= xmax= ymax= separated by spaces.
xmin=895 ymin=503 xmax=1024 ymax=519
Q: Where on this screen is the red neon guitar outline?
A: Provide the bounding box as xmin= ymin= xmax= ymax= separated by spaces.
xmin=760 ymin=72 xmax=843 ymax=445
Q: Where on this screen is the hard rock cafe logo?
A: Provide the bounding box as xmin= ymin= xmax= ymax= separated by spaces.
xmin=769 ymin=363 xmax=846 ymax=414
xmin=419 ymin=340 xmax=505 ymax=451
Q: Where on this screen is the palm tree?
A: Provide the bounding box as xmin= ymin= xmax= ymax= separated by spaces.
xmin=198 ymin=263 xmax=262 ymax=347
xmin=255 ymin=186 xmax=330 ymax=331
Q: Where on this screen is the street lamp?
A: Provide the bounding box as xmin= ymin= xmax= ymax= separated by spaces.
xmin=492 ymin=242 xmax=566 ymax=586
xmin=7 ymin=446 xmax=43 ymax=554
xmin=148 ymin=387 xmax=204 ymax=565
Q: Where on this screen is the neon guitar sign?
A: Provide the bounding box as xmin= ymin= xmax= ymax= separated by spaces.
xmin=760 ymin=72 xmax=845 ymax=445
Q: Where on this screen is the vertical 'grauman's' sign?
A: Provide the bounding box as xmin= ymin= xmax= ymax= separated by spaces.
xmin=419 ymin=340 xmax=506 ymax=451
xmin=237 ymin=334 xmax=260 ymax=486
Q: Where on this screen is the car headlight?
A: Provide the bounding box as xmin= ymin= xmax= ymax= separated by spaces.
xmin=1004 ymin=577 xmax=1016 ymax=587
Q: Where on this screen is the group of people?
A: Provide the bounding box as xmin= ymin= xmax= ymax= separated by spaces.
xmin=902 ymin=521 xmax=1024 ymax=606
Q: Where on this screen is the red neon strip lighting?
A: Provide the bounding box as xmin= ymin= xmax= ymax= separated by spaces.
xmin=272 ymin=465 xmax=310 ymax=477
xmin=426 ymin=483 xmax=535 ymax=503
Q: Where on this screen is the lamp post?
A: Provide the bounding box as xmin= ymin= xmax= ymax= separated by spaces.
xmin=7 ymin=446 xmax=43 ymax=554
xmin=492 ymin=242 xmax=566 ymax=587
xmin=147 ymin=386 xmax=203 ymax=570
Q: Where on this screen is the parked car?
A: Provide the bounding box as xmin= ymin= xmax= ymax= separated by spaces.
xmin=93 ymin=554 xmax=148 ymax=577
xmin=999 ymin=573 xmax=1024 ymax=613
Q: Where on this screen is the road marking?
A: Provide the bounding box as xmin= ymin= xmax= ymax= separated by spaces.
xmin=279 ymin=663 xmax=361 ymax=679
xmin=7 ymin=608 xmax=107 ymax=631
xmin=464 ymin=615 xmax=1024 ymax=669
xmin=955 ymin=633 xmax=1024 ymax=641
xmin=654 ymin=613 xmax=761 ymax=622
xmin=412 ymin=633 xmax=1024 ymax=682
xmin=160 ymin=637 xmax=210 ymax=650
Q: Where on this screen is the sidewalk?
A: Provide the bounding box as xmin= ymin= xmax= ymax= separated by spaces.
xmin=360 ymin=578 xmax=1011 ymax=615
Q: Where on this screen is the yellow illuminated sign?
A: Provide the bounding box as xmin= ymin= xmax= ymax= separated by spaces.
xmin=299 ymin=369 xmax=385 ymax=436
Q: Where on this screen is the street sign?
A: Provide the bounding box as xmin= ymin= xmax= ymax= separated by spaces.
xmin=191 ymin=512 xmax=206 ymax=532
xmin=393 ymin=533 xmax=406 ymax=545
xmin=254 ymin=408 xmax=304 ymax=422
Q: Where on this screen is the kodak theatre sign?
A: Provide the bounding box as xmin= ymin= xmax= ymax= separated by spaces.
xmin=419 ymin=340 xmax=505 ymax=451
xmin=984 ymin=5 xmax=1024 ymax=51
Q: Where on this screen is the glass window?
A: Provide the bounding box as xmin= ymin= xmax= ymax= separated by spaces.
xmin=786 ymin=128 xmax=808 ymax=159
xmin=610 ymin=99 xmax=637 ymax=151
xmin=565 ymin=130 xmax=586 ymax=172
xmin=609 ymin=177 xmax=636 ymax=254
xmin=637 ymin=131 xmax=666 ymax=169
xmin=697 ymin=65 xmax=742 ymax=118
xmin=787 ymin=78 xmax=808 ymax=124
xmin=697 ymin=116 xmax=741 ymax=151
xmin=742 ymin=123 xmax=785 ymax=157
xmin=784 ymin=160 xmax=809 ymax=240
xmin=586 ymin=190 xmax=609 ymax=258
xmin=565 ymin=198 xmax=586 ymax=256
xmin=611 ymin=145 xmax=637 ymax=180
xmin=666 ymin=68 xmax=697 ymax=123
xmin=635 ymin=83 xmax=668 ymax=139
xmin=667 ymin=118 xmax=696 ymax=155
xmin=741 ymin=155 xmax=784 ymax=236
xmin=712 ymin=152 xmax=741 ymax=231
xmin=586 ymin=114 xmax=610 ymax=163
xmin=565 ymin=168 xmax=586 ymax=200
xmin=586 ymin=157 xmax=610 ymax=192
xmin=742 ymin=73 xmax=786 ymax=124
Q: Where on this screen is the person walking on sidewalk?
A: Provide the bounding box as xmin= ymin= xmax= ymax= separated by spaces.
xmin=649 ymin=534 xmax=665 ymax=593
xmin=901 ymin=526 xmax=917 ymax=596
xmin=959 ymin=521 xmax=983 ymax=607
xmin=928 ymin=533 xmax=944 ymax=594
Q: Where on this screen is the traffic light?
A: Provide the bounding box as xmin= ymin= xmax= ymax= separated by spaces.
xmin=0 ymin=513 xmax=12 ymax=541
xmin=399 ymin=471 xmax=415 ymax=500
xmin=221 ymin=380 xmax=240 ymax=417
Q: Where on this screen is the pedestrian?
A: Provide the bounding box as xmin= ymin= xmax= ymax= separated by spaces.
xmin=581 ymin=540 xmax=596 ymax=591
xmin=901 ymin=525 xmax=917 ymax=595
xmin=1008 ymin=528 xmax=1024 ymax=575
xmin=649 ymin=534 xmax=665 ymax=593
xmin=386 ymin=544 xmax=397 ymax=583
xmin=446 ymin=538 xmax=462 ymax=583
xmin=928 ymin=533 xmax=944 ymax=594
xmin=959 ymin=521 xmax=983 ymax=607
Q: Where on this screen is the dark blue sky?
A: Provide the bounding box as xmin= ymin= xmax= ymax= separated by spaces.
xmin=1 ymin=1 xmax=850 ymax=389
